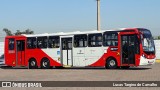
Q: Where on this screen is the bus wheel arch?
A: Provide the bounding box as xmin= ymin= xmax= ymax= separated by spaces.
xmin=105 ymin=57 xmax=118 ymax=69
xmin=28 ymin=58 xmax=38 ymax=69
xmin=40 ymin=57 xmax=51 ymax=69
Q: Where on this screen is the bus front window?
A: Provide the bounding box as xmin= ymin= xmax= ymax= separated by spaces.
xmin=140 ymin=29 xmax=155 ymax=53
xmin=143 ymin=38 xmax=155 ymax=52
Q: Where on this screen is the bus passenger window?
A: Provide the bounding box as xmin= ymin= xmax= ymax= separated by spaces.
xmin=88 ymin=33 xmax=102 ymax=47
xmin=103 ymin=32 xmax=118 ymax=46
xmin=27 ymin=37 xmax=37 ymax=49
xmin=48 ymin=36 xmax=60 ymax=48
xmin=74 ymin=34 xmax=87 ymax=47
xmin=8 ymin=39 xmax=14 ymax=50
xmin=37 ymin=37 xmax=48 ymax=49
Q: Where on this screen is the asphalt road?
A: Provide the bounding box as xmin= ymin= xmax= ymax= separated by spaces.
xmin=0 ymin=63 xmax=159 ymax=90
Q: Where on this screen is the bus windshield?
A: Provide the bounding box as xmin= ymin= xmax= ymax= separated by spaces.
xmin=139 ymin=29 xmax=155 ymax=53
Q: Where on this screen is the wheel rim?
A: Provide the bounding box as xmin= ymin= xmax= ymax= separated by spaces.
xmin=31 ymin=61 xmax=36 ymax=66
xmin=42 ymin=61 xmax=48 ymax=67
xmin=109 ymin=60 xmax=116 ymax=67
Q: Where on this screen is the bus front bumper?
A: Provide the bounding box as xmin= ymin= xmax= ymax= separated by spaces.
xmin=139 ymin=56 xmax=156 ymax=66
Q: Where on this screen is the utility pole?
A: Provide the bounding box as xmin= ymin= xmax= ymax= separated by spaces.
xmin=97 ymin=0 xmax=101 ymax=31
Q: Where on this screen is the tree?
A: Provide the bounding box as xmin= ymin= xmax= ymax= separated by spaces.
xmin=24 ymin=29 xmax=34 ymax=34
xmin=16 ymin=29 xmax=34 ymax=35
xmin=3 ymin=28 xmax=34 ymax=36
xmin=15 ymin=30 xmax=22 ymax=35
xmin=158 ymin=36 xmax=160 ymax=40
xmin=3 ymin=28 xmax=13 ymax=36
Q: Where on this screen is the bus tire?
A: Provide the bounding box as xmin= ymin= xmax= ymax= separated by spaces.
xmin=121 ymin=66 xmax=130 ymax=69
xmin=28 ymin=58 xmax=38 ymax=69
xmin=41 ymin=58 xmax=50 ymax=69
xmin=106 ymin=58 xmax=117 ymax=69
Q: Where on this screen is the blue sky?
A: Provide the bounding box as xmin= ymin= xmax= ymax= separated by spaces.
xmin=0 ymin=0 xmax=160 ymax=36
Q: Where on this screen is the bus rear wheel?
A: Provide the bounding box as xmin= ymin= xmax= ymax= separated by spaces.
xmin=29 ymin=59 xmax=38 ymax=69
xmin=105 ymin=58 xmax=117 ymax=69
xmin=41 ymin=58 xmax=50 ymax=69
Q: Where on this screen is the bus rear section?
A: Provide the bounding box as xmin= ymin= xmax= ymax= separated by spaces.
xmin=5 ymin=36 xmax=62 ymax=68
xmin=5 ymin=36 xmax=26 ymax=67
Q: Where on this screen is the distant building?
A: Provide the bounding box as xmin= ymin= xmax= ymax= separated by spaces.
xmin=154 ymin=40 xmax=160 ymax=59
xmin=0 ymin=42 xmax=4 ymax=64
xmin=0 ymin=42 xmax=4 ymax=56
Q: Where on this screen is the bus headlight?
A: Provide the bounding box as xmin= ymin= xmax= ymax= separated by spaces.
xmin=142 ymin=54 xmax=147 ymax=59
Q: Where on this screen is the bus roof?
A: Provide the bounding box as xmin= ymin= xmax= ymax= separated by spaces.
xmin=22 ymin=28 xmax=131 ymax=37
xmin=5 ymin=28 xmax=142 ymax=38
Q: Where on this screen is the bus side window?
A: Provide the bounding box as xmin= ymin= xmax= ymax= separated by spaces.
xmin=74 ymin=34 xmax=87 ymax=47
xmin=48 ymin=36 xmax=60 ymax=48
xmin=88 ymin=33 xmax=102 ymax=47
xmin=8 ymin=39 xmax=15 ymax=50
xmin=103 ymin=32 xmax=118 ymax=46
xmin=37 ymin=37 xmax=48 ymax=49
xmin=27 ymin=37 xmax=37 ymax=49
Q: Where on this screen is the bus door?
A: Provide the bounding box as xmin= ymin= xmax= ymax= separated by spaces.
xmin=61 ymin=37 xmax=73 ymax=66
xmin=121 ymin=34 xmax=138 ymax=65
xmin=16 ymin=40 xmax=25 ymax=66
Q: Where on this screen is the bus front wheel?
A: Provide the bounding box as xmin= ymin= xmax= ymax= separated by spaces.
xmin=105 ymin=58 xmax=117 ymax=69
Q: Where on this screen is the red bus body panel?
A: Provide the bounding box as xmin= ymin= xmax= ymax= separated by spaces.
xmin=4 ymin=28 xmax=155 ymax=68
